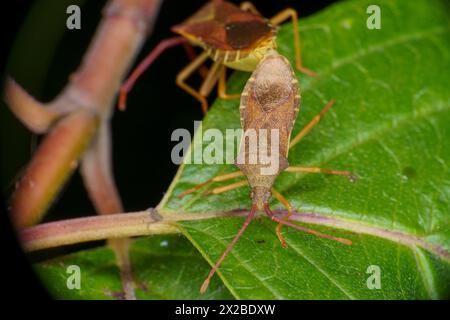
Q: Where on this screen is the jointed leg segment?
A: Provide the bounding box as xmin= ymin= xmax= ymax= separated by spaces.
xmin=289 ymin=99 xmax=335 ymax=149
xmin=218 ymin=66 xmax=241 ymax=100
xmin=285 ymin=166 xmax=353 ymax=178
xmin=269 ymin=9 xmax=319 ymax=78
xmin=271 ymin=188 xmax=351 ymax=248
xmin=199 ymin=61 xmax=222 ymax=98
xmin=200 ymin=204 xmax=257 ymax=294
xmin=176 ymin=51 xmax=212 ymax=114
xmin=120 ymin=36 xmax=221 ymax=114
xmin=204 ymin=180 xmax=248 ymax=196
xmin=264 ymin=203 xmax=352 ymax=246
xmin=178 ymin=171 xmax=244 ymax=198
xmin=182 ymin=43 xmax=209 ymax=78
xmin=271 ymin=188 xmax=293 ymax=248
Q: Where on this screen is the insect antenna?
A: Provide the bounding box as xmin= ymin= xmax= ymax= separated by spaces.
xmin=200 ymin=204 xmax=257 ymax=294
xmin=263 ymin=204 xmax=352 ymax=245
xmin=118 ymin=36 xmax=187 ymax=111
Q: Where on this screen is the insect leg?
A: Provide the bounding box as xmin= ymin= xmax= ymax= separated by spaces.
xmin=199 ymin=61 xmax=222 ymax=98
xmin=119 ymin=36 xmax=187 ymax=111
xmin=289 ymin=99 xmax=335 ymax=149
xmin=264 ymin=204 xmax=352 ymax=245
xmin=178 ymin=171 xmax=244 ymax=198
xmin=239 ymin=1 xmax=261 ymax=15
xmin=200 ymin=204 xmax=257 ymax=294
xmin=269 ymin=9 xmax=319 ymax=79
xmin=271 ymin=188 xmax=293 ymax=248
xmin=204 ymin=180 xmax=248 ymax=196
xmin=285 ymin=166 xmax=355 ymax=180
xmin=176 ymin=51 xmax=211 ymax=114
xmin=182 ymin=43 xmax=209 ymax=79
xmin=218 ymin=65 xmax=241 ymax=100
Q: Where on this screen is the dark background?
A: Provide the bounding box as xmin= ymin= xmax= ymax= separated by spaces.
xmin=1 ymin=0 xmax=338 ymax=300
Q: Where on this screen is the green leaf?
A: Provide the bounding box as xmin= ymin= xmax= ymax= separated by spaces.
xmin=34 ymin=0 xmax=449 ymax=300
xmin=34 ymin=235 xmax=233 ymax=300
xmin=159 ymin=0 xmax=450 ymax=299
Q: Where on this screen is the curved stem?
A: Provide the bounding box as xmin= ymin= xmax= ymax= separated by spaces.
xmin=4 ymin=79 xmax=63 ymax=133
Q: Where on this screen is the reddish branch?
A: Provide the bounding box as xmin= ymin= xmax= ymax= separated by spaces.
xmin=4 ymin=0 xmax=163 ymax=299
xmin=21 ymin=209 xmax=250 ymax=251
xmin=6 ymin=0 xmax=162 ymax=228
xmin=20 ymin=208 xmax=450 ymax=263
xmin=9 ymin=108 xmax=99 ymax=227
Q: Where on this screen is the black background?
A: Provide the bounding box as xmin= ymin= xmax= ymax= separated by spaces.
xmin=0 ymin=0 xmax=339 ymax=301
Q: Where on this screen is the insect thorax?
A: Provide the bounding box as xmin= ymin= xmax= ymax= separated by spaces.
xmin=208 ymin=37 xmax=277 ymax=72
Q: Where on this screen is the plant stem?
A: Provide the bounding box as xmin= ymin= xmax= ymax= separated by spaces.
xmin=5 ymin=0 xmax=163 ymax=300
xmin=10 ymin=110 xmax=99 ymax=228
xmin=20 ymin=209 xmax=249 ymax=252
xmin=20 ymin=208 xmax=450 ymax=262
